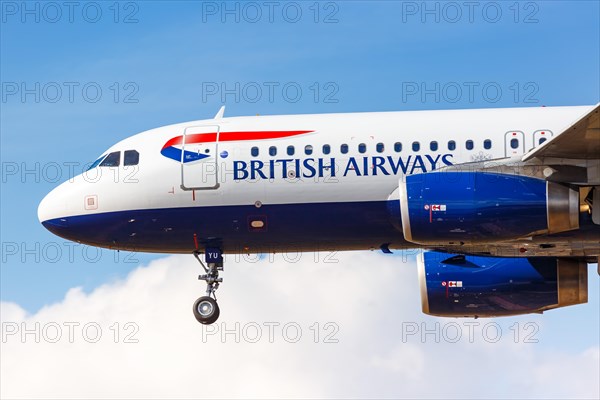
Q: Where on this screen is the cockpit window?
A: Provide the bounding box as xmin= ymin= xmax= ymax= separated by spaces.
xmin=124 ymin=150 xmax=139 ymax=166
xmin=99 ymin=151 xmax=121 ymax=167
xmin=87 ymin=154 xmax=106 ymax=170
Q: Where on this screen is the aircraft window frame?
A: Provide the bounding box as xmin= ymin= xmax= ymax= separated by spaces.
xmin=538 ymin=137 xmax=547 ymax=145
xmin=323 ymin=144 xmax=331 ymax=155
xmin=448 ymin=140 xmax=456 ymax=151
xmin=430 ymin=141 xmax=438 ymax=151
xmin=287 ymin=145 xmax=295 ymax=156
xmin=341 ymin=144 xmax=349 ymax=154
xmin=412 ymin=141 xmax=420 ymax=152
xmin=269 ymin=146 xmax=277 ymax=157
xmin=466 ymin=140 xmax=474 ymax=150
xmin=305 ymin=145 xmax=313 ymax=155
xmin=124 ymin=150 xmax=139 ymax=166
xmin=358 ymin=143 xmax=367 ymax=154
xmin=510 ymin=138 xmax=519 ymax=149
xmin=99 ymin=151 xmax=121 ymax=167
xmin=87 ymin=154 xmax=107 ymax=170
xmin=251 ymin=147 xmax=259 ymax=157
xmin=376 ymin=143 xmax=384 ymax=153
xmin=483 ymin=139 xmax=492 ymax=150
xmin=394 ymin=142 xmax=402 ymax=152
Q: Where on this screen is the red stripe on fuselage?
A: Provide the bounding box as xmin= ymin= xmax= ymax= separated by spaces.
xmin=162 ymin=130 xmax=313 ymax=150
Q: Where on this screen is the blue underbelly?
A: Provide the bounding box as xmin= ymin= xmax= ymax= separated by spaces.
xmin=42 ymin=200 xmax=407 ymax=253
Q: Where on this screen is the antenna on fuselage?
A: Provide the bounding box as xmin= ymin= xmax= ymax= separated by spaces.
xmin=214 ymin=106 xmax=225 ymax=119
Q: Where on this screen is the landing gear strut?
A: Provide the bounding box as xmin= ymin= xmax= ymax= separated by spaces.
xmin=192 ymin=248 xmax=223 ymax=325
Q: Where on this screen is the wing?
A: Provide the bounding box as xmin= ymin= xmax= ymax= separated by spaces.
xmin=522 ymin=103 xmax=599 ymax=162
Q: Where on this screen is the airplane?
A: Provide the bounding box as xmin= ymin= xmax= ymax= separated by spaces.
xmin=38 ymin=104 xmax=600 ymax=324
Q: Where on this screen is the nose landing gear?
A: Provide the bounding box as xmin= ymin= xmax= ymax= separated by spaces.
xmin=192 ymin=248 xmax=223 ymax=325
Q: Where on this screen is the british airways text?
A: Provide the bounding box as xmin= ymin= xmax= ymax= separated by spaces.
xmin=233 ymin=154 xmax=454 ymax=180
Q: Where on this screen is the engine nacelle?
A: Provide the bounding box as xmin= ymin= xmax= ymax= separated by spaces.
xmin=418 ymin=252 xmax=588 ymax=318
xmin=399 ymin=171 xmax=579 ymax=245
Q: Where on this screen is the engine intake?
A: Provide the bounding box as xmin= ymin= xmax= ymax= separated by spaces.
xmin=399 ymin=171 xmax=579 ymax=245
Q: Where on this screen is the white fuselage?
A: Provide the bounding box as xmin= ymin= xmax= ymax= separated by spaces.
xmin=37 ymin=105 xmax=595 ymax=254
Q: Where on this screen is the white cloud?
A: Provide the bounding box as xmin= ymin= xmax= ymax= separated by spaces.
xmin=1 ymin=251 xmax=598 ymax=399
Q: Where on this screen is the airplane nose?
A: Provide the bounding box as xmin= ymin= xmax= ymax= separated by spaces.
xmin=38 ymin=184 xmax=78 ymax=242
xmin=38 ymin=186 xmax=67 ymax=226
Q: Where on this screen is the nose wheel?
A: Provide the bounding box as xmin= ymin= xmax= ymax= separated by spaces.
xmin=193 ymin=296 xmax=220 ymax=325
xmin=192 ymin=248 xmax=223 ymax=325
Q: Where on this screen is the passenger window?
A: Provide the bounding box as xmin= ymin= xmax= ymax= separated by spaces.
xmin=124 ymin=150 xmax=139 ymax=166
xmin=483 ymin=139 xmax=492 ymax=150
xmin=323 ymin=144 xmax=331 ymax=155
xmin=100 ymin=151 xmax=120 ymax=167
xmin=430 ymin=141 xmax=438 ymax=151
xmin=448 ymin=140 xmax=456 ymax=151
xmin=358 ymin=143 xmax=366 ymax=154
xmin=466 ymin=140 xmax=474 ymax=150
xmin=341 ymin=144 xmax=348 ymax=154
xmin=376 ymin=143 xmax=384 ymax=153
xmin=412 ymin=142 xmax=420 ymax=152
xmin=510 ymin=138 xmax=519 ymax=149
xmin=305 ymin=145 xmax=313 ymax=155
xmin=269 ymin=146 xmax=277 ymax=156
xmin=287 ymin=145 xmax=295 ymax=156
xmin=394 ymin=142 xmax=402 ymax=152
xmin=251 ymin=147 xmax=259 ymax=157
xmin=538 ymin=137 xmax=547 ymax=145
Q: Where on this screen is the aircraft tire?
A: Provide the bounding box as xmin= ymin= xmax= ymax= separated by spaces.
xmin=193 ymin=296 xmax=220 ymax=325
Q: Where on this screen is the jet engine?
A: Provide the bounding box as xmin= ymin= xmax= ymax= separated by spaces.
xmin=399 ymin=171 xmax=579 ymax=245
xmin=418 ymin=251 xmax=588 ymax=318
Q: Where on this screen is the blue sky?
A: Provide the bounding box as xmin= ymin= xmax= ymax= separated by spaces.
xmin=1 ymin=2 xmax=599 ymax=397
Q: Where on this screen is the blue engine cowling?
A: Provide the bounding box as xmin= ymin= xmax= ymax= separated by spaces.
xmin=418 ymin=251 xmax=588 ymax=318
xmin=399 ymin=171 xmax=579 ymax=245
